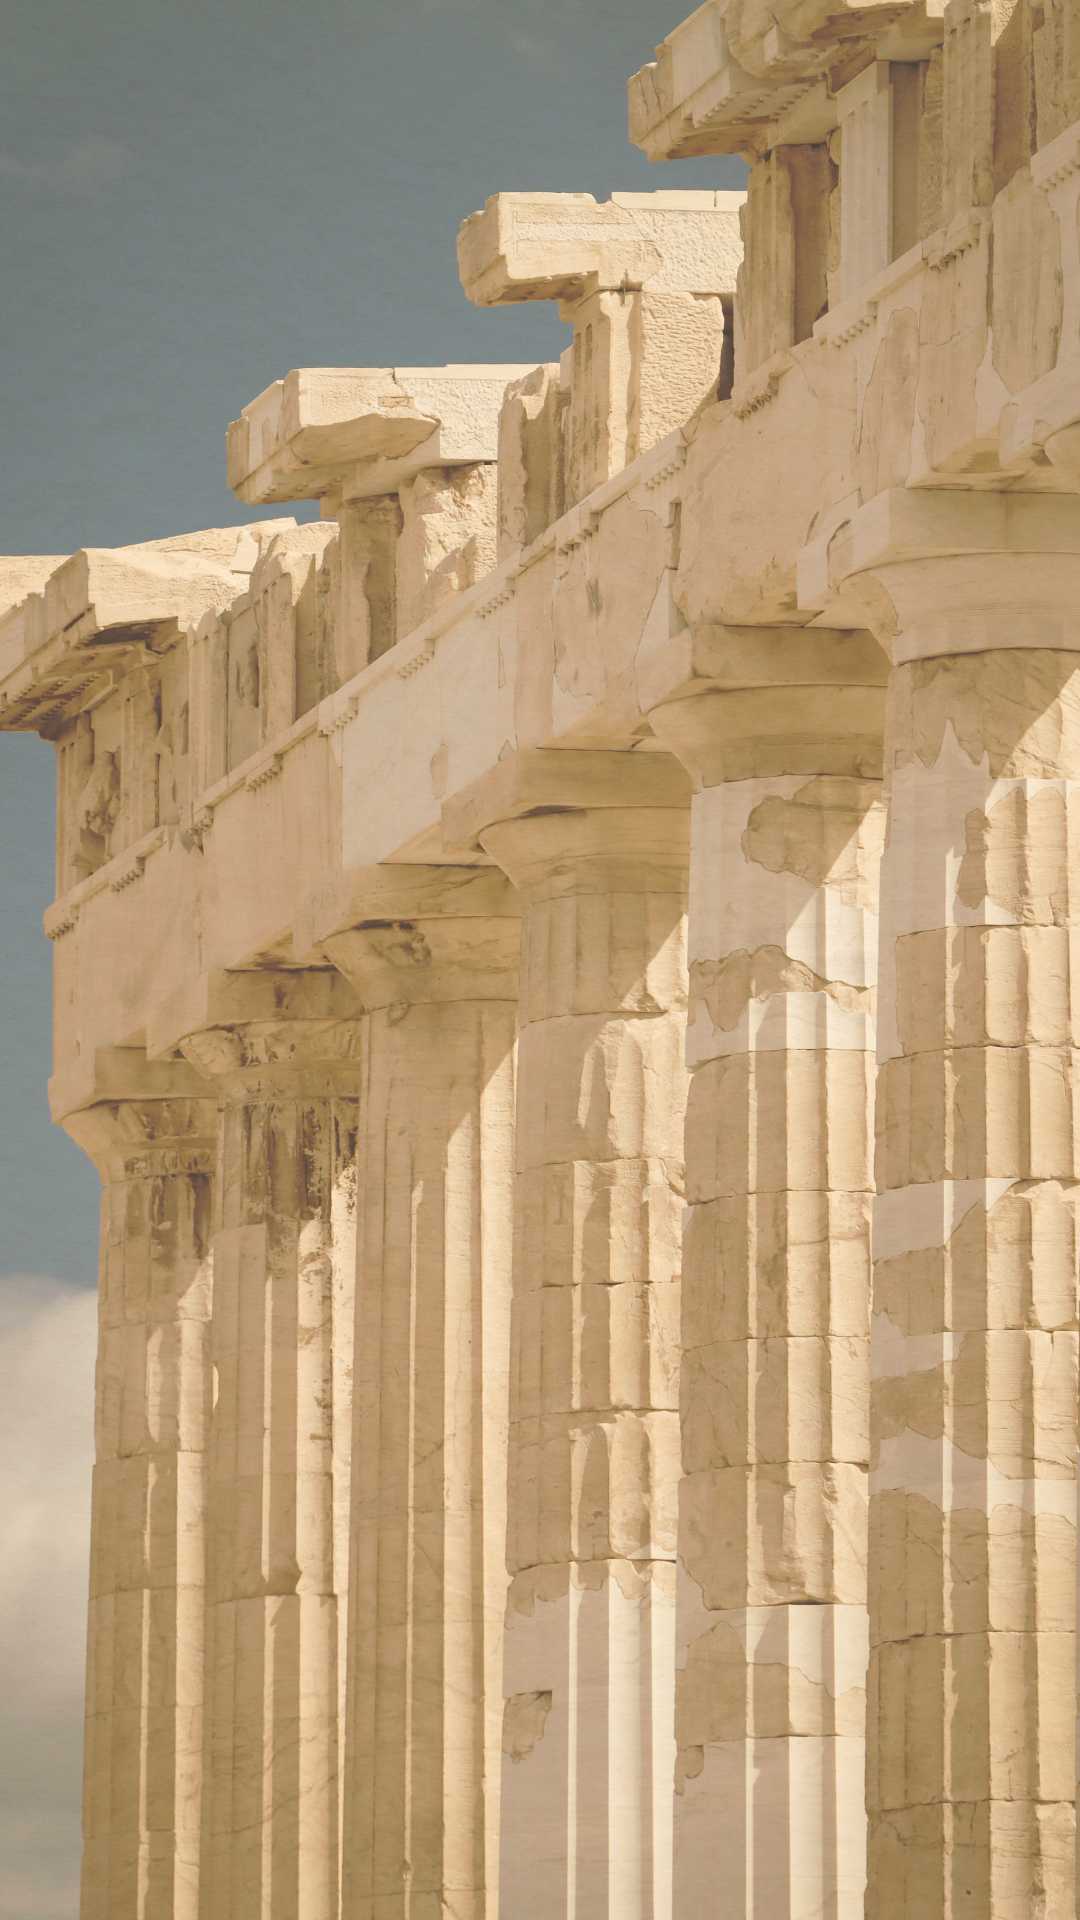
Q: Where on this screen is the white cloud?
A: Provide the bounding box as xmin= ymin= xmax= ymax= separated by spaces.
xmin=0 ymin=136 xmax=133 ymax=197
xmin=0 ymin=1276 xmax=96 ymax=1920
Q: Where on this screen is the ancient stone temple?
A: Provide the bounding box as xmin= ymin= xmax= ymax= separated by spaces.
xmin=3 ymin=0 xmax=1080 ymax=1911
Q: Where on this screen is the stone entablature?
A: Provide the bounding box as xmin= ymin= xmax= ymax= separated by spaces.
xmin=5 ymin=1 xmax=1080 ymax=1915
xmin=630 ymin=0 xmax=1080 ymax=479
xmin=459 ymin=191 xmax=743 ymax=504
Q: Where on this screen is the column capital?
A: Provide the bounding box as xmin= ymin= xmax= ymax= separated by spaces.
xmin=798 ymin=487 xmax=1080 ymax=660
xmin=50 ymin=1044 xmax=214 ymax=1126
xmin=56 ymin=1048 xmax=217 ymax=1179
xmin=443 ymin=746 xmax=691 ymax=897
xmin=297 ymin=861 xmax=520 ymax=1009
xmin=444 ymin=745 xmax=691 ymax=845
xmin=641 ymin=622 xmax=888 ymax=784
xmin=146 ymin=967 xmax=363 ymax=1097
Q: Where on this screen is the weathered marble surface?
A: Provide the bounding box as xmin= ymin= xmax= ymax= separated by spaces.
xmin=4 ymin=2 xmax=1080 ymax=1913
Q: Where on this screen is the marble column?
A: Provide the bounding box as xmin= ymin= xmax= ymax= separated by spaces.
xmin=837 ymin=512 xmax=1080 ymax=1917
xmin=649 ymin=631 xmax=887 ymax=1920
xmin=64 ymin=1061 xmax=217 ymax=1920
xmin=451 ymin=750 xmax=691 ymax=1919
xmin=320 ymin=869 xmax=519 ymax=1920
xmin=173 ymin=971 xmax=361 ymax=1920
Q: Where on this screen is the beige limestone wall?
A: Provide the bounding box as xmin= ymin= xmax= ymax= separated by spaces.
xmin=67 ymin=1089 xmax=216 ymax=1920
xmin=651 ymin=650 xmax=886 ymax=1919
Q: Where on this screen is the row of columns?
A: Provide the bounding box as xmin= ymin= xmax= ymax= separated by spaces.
xmin=68 ymin=514 xmax=1080 ymax=1919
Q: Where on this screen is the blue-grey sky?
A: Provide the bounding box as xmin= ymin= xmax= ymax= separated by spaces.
xmin=0 ymin=2 xmax=743 ymax=1910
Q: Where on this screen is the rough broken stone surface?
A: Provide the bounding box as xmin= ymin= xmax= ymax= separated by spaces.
xmin=4 ymin=3 xmax=1080 ymax=1916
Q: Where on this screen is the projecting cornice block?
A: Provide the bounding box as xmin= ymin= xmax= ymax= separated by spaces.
xmin=628 ymin=0 xmax=945 ymax=160
xmin=458 ymin=191 xmax=743 ymax=502
xmin=458 ymin=189 xmax=744 ymax=309
xmin=0 ymin=529 xmax=283 ymax=736
xmin=227 ymin=363 xmax=537 ymax=505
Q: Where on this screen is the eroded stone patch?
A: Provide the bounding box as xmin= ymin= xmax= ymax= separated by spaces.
xmin=956 ymin=786 xmax=1074 ymax=923
xmin=893 ymin=652 xmax=1080 ymax=779
xmin=503 ymin=1689 xmax=553 ymax=1764
xmin=741 ymin=776 xmax=884 ymax=908
xmin=690 ymin=943 xmax=872 ymax=1031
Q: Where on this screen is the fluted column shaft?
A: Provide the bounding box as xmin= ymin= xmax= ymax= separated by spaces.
xmin=66 ymin=1083 xmax=216 ymax=1920
xmin=476 ymin=793 xmax=689 ymax=1920
xmin=651 ymin=644 xmax=886 ymax=1920
xmin=325 ymin=877 xmax=519 ymax=1920
xmin=177 ymin=979 xmax=361 ymax=1920
xmin=840 ymin=550 xmax=1080 ymax=1918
